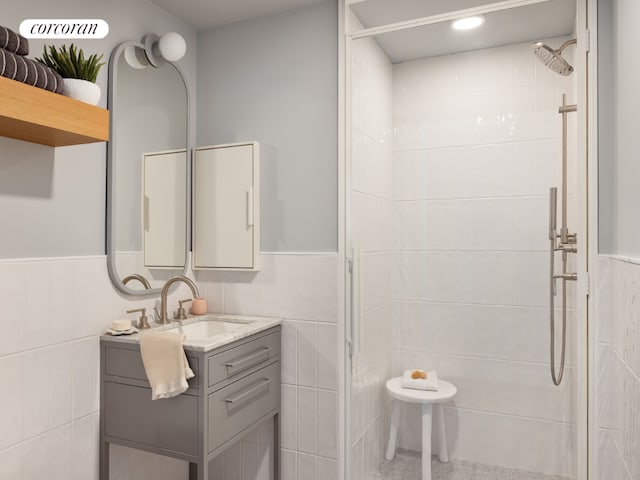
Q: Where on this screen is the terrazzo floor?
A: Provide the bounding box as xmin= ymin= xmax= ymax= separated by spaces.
xmin=370 ymin=450 xmax=572 ymax=480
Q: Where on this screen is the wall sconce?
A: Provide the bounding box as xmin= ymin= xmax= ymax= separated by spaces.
xmin=124 ymin=32 xmax=187 ymax=69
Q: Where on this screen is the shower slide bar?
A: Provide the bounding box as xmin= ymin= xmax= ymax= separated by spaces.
xmin=548 ymin=94 xmax=577 ymax=387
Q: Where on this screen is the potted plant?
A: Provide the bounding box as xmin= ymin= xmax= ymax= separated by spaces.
xmin=36 ymin=44 xmax=105 ymax=105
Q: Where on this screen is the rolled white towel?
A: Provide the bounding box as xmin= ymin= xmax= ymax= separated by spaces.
xmin=401 ymin=369 xmax=438 ymax=391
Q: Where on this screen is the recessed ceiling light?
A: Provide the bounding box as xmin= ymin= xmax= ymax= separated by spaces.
xmin=451 ymin=15 xmax=485 ymax=31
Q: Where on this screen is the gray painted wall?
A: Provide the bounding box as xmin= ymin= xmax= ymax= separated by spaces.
xmin=0 ymin=0 xmax=196 ymax=258
xmin=196 ymin=1 xmax=338 ymax=252
xmin=598 ymin=0 xmax=640 ymax=256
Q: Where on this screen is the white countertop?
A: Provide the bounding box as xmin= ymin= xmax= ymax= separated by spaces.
xmin=101 ymin=313 xmax=282 ymax=352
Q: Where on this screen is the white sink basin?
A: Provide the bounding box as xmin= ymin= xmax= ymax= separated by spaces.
xmin=169 ymin=316 xmax=255 ymax=341
xmin=171 ymin=320 xmax=250 ymax=340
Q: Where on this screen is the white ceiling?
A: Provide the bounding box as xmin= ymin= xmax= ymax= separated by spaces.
xmin=150 ymin=0 xmax=327 ymax=30
xmin=353 ymin=0 xmax=576 ymax=64
xmin=149 ymin=0 xmax=576 ymax=63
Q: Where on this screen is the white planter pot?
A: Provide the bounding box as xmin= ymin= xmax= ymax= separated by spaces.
xmin=62 ymin=78 xmax=101 ymax=105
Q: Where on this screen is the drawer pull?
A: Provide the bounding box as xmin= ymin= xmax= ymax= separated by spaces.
xmin=225 ymin=378 xmax=270 ymax=404
xmin=225 ymin=347 xmax=271 ymax=374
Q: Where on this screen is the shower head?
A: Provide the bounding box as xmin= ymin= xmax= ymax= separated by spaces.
xmin=531 ymin=39 xmax=576 ymax=76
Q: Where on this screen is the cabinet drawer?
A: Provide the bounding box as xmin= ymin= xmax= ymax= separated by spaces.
xmin=207 ymin=331 xmax=279 ymax=387
xmin=208 ymin=361 xmax=280 ymax=452
xmin=104 ymin=346 xmax=199 ymax=389
xmin=104 ymin=382 xmax=199 ymax=456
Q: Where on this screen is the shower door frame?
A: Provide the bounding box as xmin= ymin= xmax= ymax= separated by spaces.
xmin=337 ymin=0 xmax=599 ymax=479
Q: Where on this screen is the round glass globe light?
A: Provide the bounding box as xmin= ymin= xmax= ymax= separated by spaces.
xmin=157 ymin=32 xmax=187 ymax=62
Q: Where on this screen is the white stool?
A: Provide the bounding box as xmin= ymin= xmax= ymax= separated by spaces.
xmin=385 ymin=377 xmax=457 ymax=480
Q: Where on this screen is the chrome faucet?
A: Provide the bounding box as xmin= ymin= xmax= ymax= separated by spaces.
xmin=158 ymin=275 xmax=200 ymax=324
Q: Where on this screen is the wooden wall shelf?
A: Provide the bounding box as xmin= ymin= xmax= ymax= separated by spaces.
xmin=0 ymin=75 xmax=109 ymax=147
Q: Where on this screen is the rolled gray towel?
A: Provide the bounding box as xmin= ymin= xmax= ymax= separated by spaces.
xmin=0 ymin=26 xmax=28 ymax=55
xmin=0 ymin=48 xmax=64 ymax=93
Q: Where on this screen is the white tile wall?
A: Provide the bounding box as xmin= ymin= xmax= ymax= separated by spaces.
xmin=197 ymin=253 xmax=339 ymax=480
xmin=595 ymin=255 xmax=640 ymax=480
xmin=0 ymin=252 xmax=338 ymax=480
xmin=388 ymin=37 xmax=578 ymax=477
xmin=349 ymin=19 xmax=395 ymax=480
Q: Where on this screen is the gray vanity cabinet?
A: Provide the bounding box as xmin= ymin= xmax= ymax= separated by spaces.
xmin=99 ymin=326 xmax=281 ymax=480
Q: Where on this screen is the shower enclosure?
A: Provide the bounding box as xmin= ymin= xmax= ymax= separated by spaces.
xmin=341 ymin=0 xmax=591 ymax=479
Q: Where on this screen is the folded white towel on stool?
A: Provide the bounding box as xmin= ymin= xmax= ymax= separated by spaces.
xmin=401 ymin=370 xmax=439 ymax=391
xmin=139 ymin=331 xmax=195 ymax=400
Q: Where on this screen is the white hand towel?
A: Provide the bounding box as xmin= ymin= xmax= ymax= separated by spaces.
xmin=139 ymin=331 xmax=195 ymax=400
xmin=401 ymin=370 xmax=439 ymax=391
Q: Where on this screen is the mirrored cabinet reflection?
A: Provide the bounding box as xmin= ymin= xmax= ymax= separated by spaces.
xmin=143 ymin=149 xmax=187 ymax=269
xmin=192 ymin=142 xmax=260 ymax=271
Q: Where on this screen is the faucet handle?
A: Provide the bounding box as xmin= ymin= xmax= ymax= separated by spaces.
xmin=175 ymin=298 xmax=193 ymax=320
xmin=127 ymin=307 xmax=151 ymax=329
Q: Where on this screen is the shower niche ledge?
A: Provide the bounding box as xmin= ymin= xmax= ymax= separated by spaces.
xmin=0 ymin=76 xmax=109 ymax=147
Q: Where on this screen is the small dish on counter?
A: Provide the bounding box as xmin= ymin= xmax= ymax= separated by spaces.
xmin=105 ymin=327 xmax=140 ymax=336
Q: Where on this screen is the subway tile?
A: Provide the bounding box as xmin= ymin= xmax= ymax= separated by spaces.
xmin=297 ymin=452 xmax=317 ymax=480
xmin=317 ymin=390 xmax=338 ymax=459
xmin=49 ymin=343 xmax=73 ymax=429
xmin=281 ymin=320 xmax=297 ymax=385
xmin=394 ymin=302 xmax=511 ymax=360
xmin=22 ymin=433 xmax=49 ymax=480
xmin=255 ymin=255 xmax=279 ymax=318
xmin=0 ymin=443 xmax=22 ymax=479
xmin=352 ymin=129 xmax=393 ymax=199
xmin=317 ymin=457 xmax=338 ymax=480
xmin=317 ymin=323 xmax=337 ymax=391
xmin=22 ymin=348 xmax=50 ymax=439
xmin=71 ymin=338 xmax=98 ymax=420
xmin=298 ymin=256 xmax=318 ymax=321
xmin=596 ymin=429 xmax=632 ymax=480
xmin=394 ymin=350 xmax=574 ymax=423
xmin=71 ymin=413 xmax=99 ymax=480
xmin=23 ymin=261 xmax=52 ymax=350
xmin=280 ymin=449 xmax=297 ymax=480
xmin=274 ymin=254 xmax=298 ymax=320
xmin=361 ymin=252 xmax=385 ymax=311
xmin=202 ymin=278 xmax=224 ymax=314
xmin=0 ymin=262 xmax=26 ymax=355
xmin=280 ymin=385 xmax=297 ymax=450
xmin=71 ymin=259 xmax=97 ymax=338
xmin=223 ymin=272 xmax=262 ymax=317
xmin=444 ymin=407 xmax=575 ymax=477
xmin=48 ymin=425 xmax=72 ymax=480
xmin=621 ymin=359 xmax=640 ymax=479
xmin=0 ymin=353 xmax=23 ymax=450
xmin=297 ymin=387 xmax=317 ymax=455
xmin=297 ymin=321 xmax=317 ymax=388
xmin=392 ymin=150 xmax=430 ymax=201
xmin=316 ymin=255 xmax=338 ymax=323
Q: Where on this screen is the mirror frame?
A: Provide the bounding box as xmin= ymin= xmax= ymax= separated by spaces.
xmin=106 ymin=40 xmax=191 ymax=296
